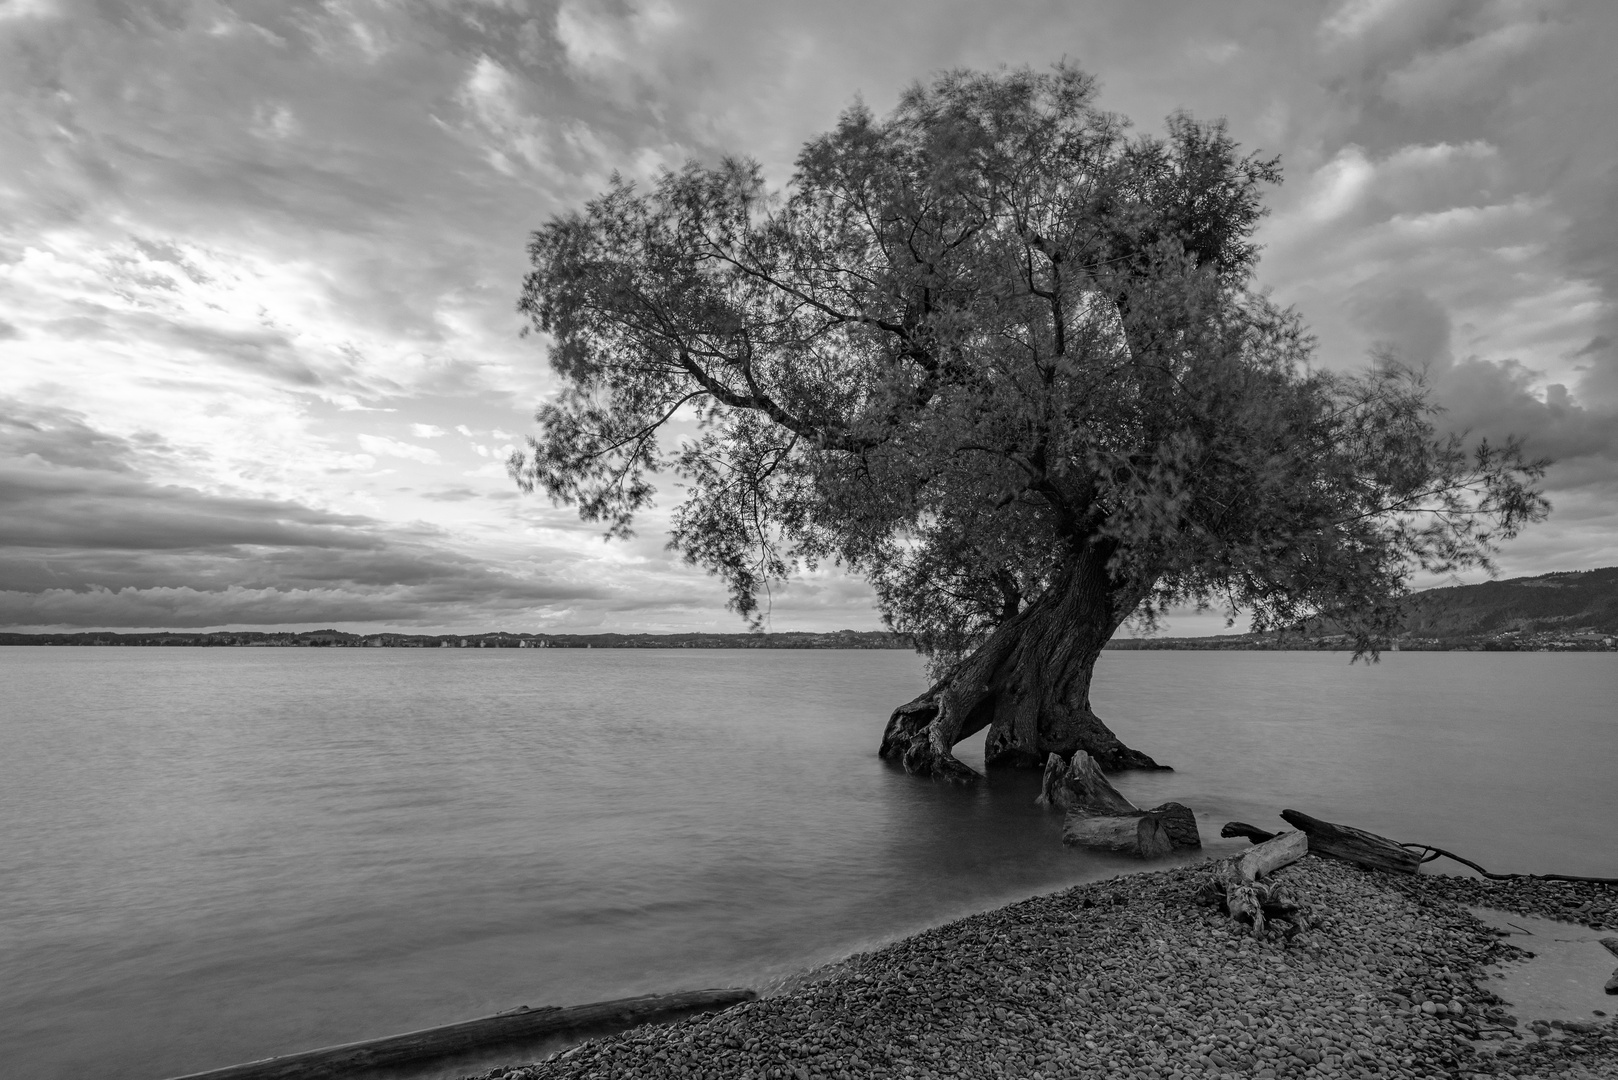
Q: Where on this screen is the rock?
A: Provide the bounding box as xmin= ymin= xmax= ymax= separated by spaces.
xmin=1605 ymin=966 xmax=1618 ymax=994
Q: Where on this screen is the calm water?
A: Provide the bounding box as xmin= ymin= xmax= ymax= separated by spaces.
xmin=1 ymin=648 xmax=1613 ymax=1079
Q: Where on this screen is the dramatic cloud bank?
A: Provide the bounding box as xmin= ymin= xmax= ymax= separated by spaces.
xmin=2 ymin=0 xmax=1614 ymax=632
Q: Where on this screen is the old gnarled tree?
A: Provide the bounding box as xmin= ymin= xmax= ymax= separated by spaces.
xmin=511 ymin=65 xmax=1548 ymax=783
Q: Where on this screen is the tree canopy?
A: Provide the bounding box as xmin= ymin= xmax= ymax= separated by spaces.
xmin=512 ymin=65 xmax=1547 ymax=776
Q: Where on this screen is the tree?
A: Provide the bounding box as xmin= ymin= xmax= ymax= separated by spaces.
xmin=511 ymin=65 xmax=1548 ymax=783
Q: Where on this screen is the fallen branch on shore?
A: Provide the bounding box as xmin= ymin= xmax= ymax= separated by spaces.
xmin=1398 ymin=843 xmax=1618 ymax=886
xmin=1038 ymin=751 xmax=1200 ymax=857
xmin=162 ymin=989 xmax=756 ymax=1080
xmin=1220 ymin=811 xmax=1420 ymax=873
xmin=1280 ymin=810 xmax=1423 ymax=874
xmin=1221 ymin=811 xmax=1618 ymax=885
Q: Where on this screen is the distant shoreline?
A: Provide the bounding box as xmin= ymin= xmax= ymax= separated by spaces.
xmin=0 ymin=629 xmax=916 ymax=649
xmin=2 ymin=627 xmax=1616 ymax=651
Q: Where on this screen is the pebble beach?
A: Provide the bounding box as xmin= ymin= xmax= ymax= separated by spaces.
xmin=465 ymin=857 xmax=1618 ymax=1080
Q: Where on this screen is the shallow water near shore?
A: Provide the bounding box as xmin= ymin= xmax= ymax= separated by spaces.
xmin=1470 ymin=908 xmax=1618 ymax=1023
xmin=1 ymin=648 xmax=1613 ymax=1079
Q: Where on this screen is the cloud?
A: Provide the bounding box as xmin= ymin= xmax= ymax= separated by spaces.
xmin=0 ymin=0 xmax=57 ymax=22
xmin=420 ymin=486 xmax=481 ymax=502
xmin=0 ymin=402 xmax=609 ymax=629
xmin=4 ymin=0 xmax=1617 ymax=632
xmin=356 ymin=434 xmax=440 ymax=463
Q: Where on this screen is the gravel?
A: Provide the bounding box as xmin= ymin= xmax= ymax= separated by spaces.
xmin=462 ymin=857 xmax=1618 ymax=1080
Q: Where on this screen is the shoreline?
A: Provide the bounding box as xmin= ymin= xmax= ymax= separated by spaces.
xmin=462 ymin=859 xmax=1617 ymax=1080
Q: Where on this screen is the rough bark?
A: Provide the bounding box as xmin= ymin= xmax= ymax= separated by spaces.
xmin=879 ymin=543 xmax=1167 ymax=783
xmin=1280 ymin=809 xmax=1422 ymax=875
xmin=1037 ymin=751 xmax=1140 ymax=814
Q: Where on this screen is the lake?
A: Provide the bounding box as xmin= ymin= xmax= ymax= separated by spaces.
xmin=1 ymin=648 xmax=1613 ymax=1079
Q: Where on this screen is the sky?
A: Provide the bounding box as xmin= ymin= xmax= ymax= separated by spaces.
xmin=2 ymin=0 xmax=1616 ymax=635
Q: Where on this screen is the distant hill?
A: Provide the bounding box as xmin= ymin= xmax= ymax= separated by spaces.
xmin=1109 ymin=567 xmax=1618 ymax=652
xmin=1398 ymin=566 xmax=1618 ymax=638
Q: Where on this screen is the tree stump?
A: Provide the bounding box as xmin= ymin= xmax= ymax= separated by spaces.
xmin=1038 ymin=751 xmax=1139 ymax=814
xmin=1044 ymin=752 xmax=1200 ymax=856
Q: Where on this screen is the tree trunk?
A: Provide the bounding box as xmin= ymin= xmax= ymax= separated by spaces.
xmin=879 ymin=541 xmax=1167 ymax=783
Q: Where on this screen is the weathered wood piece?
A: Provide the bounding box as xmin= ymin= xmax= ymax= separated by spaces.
xmin=1037 ymin=752 xmax=1071 ymax=810
xmin=1063 ymin=812 xmax=1173 ymax=858
xmin=1210 ymin=831 xmax=1308 ymax=935
xmin=1220 ymin=821 xmax=1277 ymax=844
xmin=1145 ymin=802 xmax=1201 ymax=849
xmin=1236 ymin=830 xmax=1308 ymax=882
xmin=1280 ymin=809 xmax=1422 ymax=874
xmin=162 ymin=989 xmax=757 ymax=1080
xmin=1212 ymin=831 xmax=1307 ymax=890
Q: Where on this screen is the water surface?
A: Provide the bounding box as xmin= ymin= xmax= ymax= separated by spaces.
xmin=0 ymin=648 xmax=1612 ymax=1079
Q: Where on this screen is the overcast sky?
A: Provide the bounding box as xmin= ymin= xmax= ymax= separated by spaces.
xmin=2 ymin=0 xmax=1615 ymax=635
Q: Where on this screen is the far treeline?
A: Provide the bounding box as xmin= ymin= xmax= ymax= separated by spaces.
xmin=0 ymin=629 xmax=916 ymax=649
xmin=5 ymin=567 xmax=1615 ymax=650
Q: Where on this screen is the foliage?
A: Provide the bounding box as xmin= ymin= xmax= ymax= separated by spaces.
xmin=512 ymin=64 xmax=1548 ymax=671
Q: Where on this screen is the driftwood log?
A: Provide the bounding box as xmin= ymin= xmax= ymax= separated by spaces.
xmin=1235 ymin=830 xmax=1309 ymax=882
xmin=162 ymin=989 xmax=757 ymax=1080
xmin=1281 ymin=809 xmax=1422 ymax=874
xmin=1205 ymin=831 xmax=1309 ymax=935
xmin=1041 ymin=752 xmax=1201 ymax=856
xmin=1063 ymin=812 xmax=1173 ymax=857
